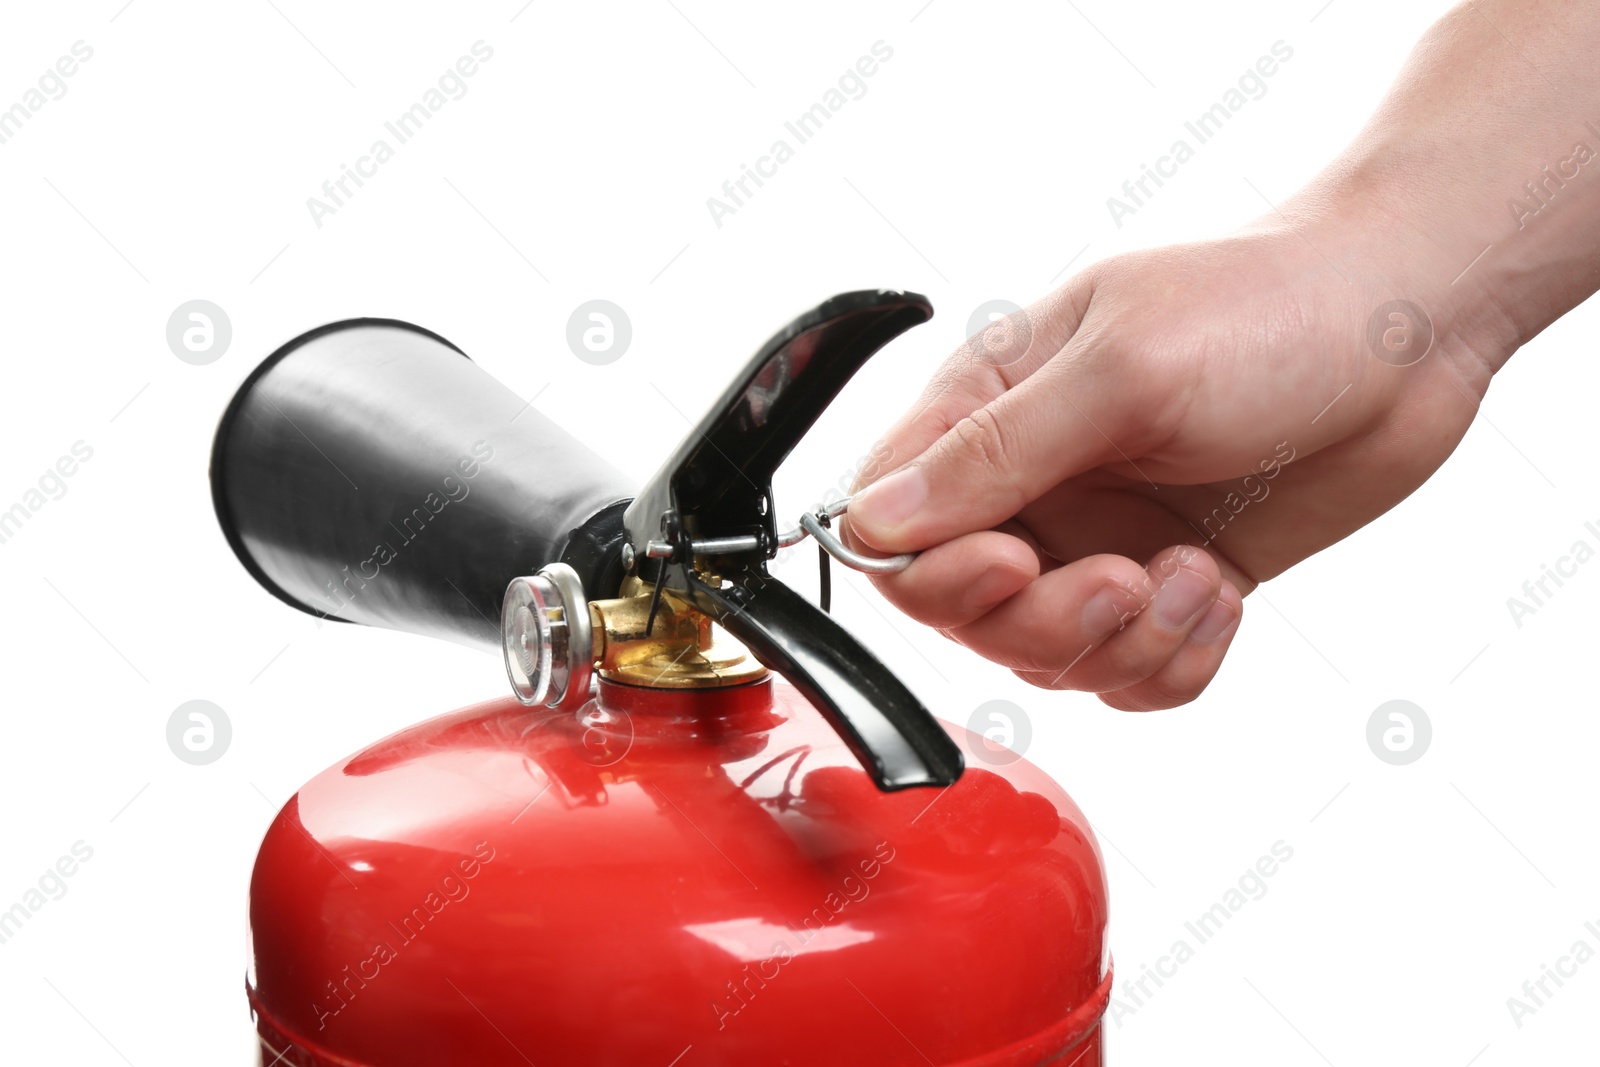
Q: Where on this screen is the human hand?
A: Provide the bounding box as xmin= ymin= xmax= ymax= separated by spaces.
xmin=847 ymin=196 xmax=1503 ymax=710
xmin=845 ymin=0 xmax=1600 ymax=710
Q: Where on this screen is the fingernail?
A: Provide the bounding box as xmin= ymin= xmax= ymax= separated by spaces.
xmin=851 ymin=467 xmax=927 ymax=534
xmin=1082 ymin=581 xmax=1146 ymax=638
xmin=1154 ymin=565 xmax=1215 ymax=630
xmin=1188 ymin=599 xmax=1239 ymax=645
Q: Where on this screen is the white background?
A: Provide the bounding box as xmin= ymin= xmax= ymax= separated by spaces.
xmin=1 ymin=1 xmax=1595 ymax=1063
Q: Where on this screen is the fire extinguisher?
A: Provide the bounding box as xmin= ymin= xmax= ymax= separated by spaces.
xmin=210 ymin=290 xmax=1112 ymax=1066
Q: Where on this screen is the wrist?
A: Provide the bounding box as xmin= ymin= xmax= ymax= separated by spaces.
xmin=1303 ymin=145 xmax=1525 ymax=372
xmin=1291 ymin=3 xmax=1600 ymax=374
xmin=1333 ymin=137 xmax=1600 ymax=369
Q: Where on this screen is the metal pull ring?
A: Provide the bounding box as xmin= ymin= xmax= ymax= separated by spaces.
xmin=639 ymin=495 xmax=919 ymax=575
xmin=797 ymin=509 xmax=915 ymax=574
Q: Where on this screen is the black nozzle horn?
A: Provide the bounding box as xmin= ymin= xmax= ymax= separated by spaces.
xmin=210 ymin=319 xmax=632 ymax=648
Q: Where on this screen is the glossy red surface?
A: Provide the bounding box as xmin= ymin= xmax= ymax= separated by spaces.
xmin=248 ymin=677 xmax=1110 ymax=1066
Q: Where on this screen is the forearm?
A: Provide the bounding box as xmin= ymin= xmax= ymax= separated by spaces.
xmin=1294 ymin=0 xmax=1600 ymax=366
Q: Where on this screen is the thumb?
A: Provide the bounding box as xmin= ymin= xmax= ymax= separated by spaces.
xmin=848 ymin=344 xmax=1143 ymax=553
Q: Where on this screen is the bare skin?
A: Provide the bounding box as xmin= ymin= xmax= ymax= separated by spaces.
xmin=848 ymin=0 xmax=1600 ymax=711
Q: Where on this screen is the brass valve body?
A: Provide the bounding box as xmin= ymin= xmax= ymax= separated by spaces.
xmin=587 ymin=578 xmax=767 ymax=689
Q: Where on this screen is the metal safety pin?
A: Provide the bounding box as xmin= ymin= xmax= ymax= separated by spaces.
xmin=642 ymin=495 xmax=917 ymax=575
xmin=794 ymin=508 xmax=914 ymax=574
xmin=781 ymin=495 xmax=915 ymax=574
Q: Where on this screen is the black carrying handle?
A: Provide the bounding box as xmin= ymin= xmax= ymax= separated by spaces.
xmin=624 ymin=290 xmax=965 ymax=791
xmin=210 ymin=319 xmax=632 ymax=648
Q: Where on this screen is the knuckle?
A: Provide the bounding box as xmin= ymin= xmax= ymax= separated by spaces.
xmin=1015 ymin=667 xmax=1067 ymax=692
xmin=1089 ymin=633 xmax=1174 ymax=692
xmin=1100 ymin=689 xmax=1161 ymax=712
xmin=868 ymin=574 xmax=926 ymax=616
xmin=947 ymin=407 xmax=1012 ymax=475
xmin=1105 ymin=654 xmax=1223 ymax=711
xmin=942 ymin=348 xmax=1009 ymax=392
xmin=1109 ymin=678 xmax=1194 ymax=712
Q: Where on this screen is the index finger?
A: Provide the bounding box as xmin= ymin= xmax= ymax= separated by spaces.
xmin=853 ymin=276 xmax=1095 ymax=494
